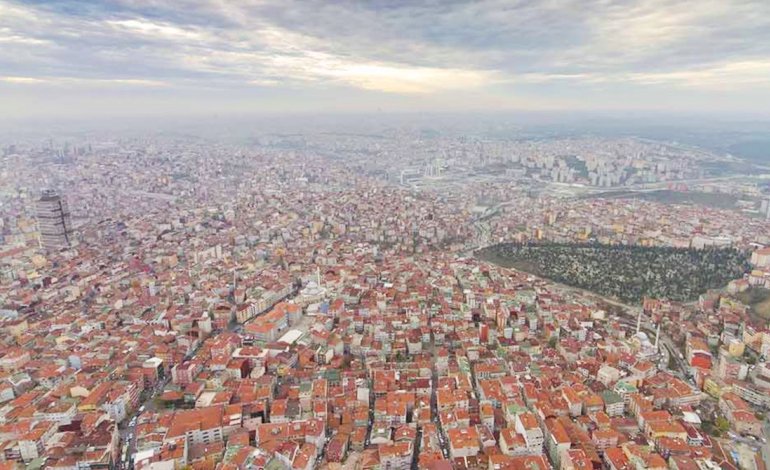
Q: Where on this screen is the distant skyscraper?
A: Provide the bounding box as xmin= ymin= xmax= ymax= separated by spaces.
xmin=35 ymin=189 xmax=73 ymax=249
xmin=761 ymin=198 xmax=770 ymax=220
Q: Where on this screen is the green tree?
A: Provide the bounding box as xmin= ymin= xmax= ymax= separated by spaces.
xmin=715 ymin=416 xmax=730 ymax=433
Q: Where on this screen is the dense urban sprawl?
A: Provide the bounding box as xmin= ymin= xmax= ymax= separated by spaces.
xmin=0 ymin=134 xmax=770 ymax=470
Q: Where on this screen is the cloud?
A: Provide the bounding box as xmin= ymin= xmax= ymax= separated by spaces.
xmin=624 ymin=60 xmax=770 ymax=90
xmin=0 ymin=75 xmax=168 ymax=87
xmin=0 ymin=0 xmax=769 ymax=116
xmin=0 ymin=76 xmax=48 ymax=84
xmin=106 ymin=18 xmax=210 ymax=42
xmin=318 ymin=63 xmax=497 ymax=94
xmin=0 ymin=29 xmax=52 ymax=46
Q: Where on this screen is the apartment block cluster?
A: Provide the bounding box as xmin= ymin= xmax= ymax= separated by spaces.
xmin=0 ymin=136 xmax=767 ymax=470
xmin=482 ymin=191 xmax=770 ymax=250
xmin=299 ymin=134 xmax=722 ymax=189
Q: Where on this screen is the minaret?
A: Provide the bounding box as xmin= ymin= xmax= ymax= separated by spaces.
xmin=316 ymin=266 xmax=321 ymax=286
xmin=636 ymin=310 xmax=642 ymax=335
xmin=654 ymin=323 xmax=661 ymax=350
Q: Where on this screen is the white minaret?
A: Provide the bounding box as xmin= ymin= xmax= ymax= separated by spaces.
xmin=654 ymin=323 xmax=661 ymax=350
xmin=636 ymin=310 xmax=642 ymax=335
xmin=316 ymin=266 xmax=321 ymax=286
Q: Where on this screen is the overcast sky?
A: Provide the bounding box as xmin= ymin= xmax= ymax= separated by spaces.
xmin=2 ymin=0 xmax=770 ymax=120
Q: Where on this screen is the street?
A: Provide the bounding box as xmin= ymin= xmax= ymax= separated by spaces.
xmin=763 ymin=420 xmax=770 ymax=468
xmin=117 ymin=376 xmax=170 ymax=469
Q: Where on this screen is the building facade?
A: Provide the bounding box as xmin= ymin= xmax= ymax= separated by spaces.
xmin=35 ymin=189 xmax=73 ymax=249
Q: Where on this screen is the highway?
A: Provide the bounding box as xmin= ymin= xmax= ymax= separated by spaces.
xmin=559 ymin=173 xmax=766 ymax=195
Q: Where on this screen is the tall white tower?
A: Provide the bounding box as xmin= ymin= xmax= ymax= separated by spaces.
xmin=636 ymin=310 xmax=642 ymax=335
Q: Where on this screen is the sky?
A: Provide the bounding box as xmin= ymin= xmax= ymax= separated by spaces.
xmin=1 ymin=0 xmax=770 ymax=120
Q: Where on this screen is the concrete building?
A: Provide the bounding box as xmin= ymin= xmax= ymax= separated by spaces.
xmin=35 ymin=189 xmax=73 ymax=249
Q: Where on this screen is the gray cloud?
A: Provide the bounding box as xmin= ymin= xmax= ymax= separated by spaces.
xmin=1 ymin=0 xmax=769 ymax=118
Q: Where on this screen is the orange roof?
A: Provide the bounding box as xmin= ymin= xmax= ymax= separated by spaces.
xmin=447 ymin=426 xmax=479 ymax=451
xmin=518 ymin=412 xmax=539 ymax=430
xmin=166 ymin=406 xmax=224 ymax=438
xmin=546 ymin=418 xmax=570 ymax=444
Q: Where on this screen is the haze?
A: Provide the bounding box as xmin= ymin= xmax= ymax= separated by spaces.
xmin=2 ymin=0 xmax=770 ymax=120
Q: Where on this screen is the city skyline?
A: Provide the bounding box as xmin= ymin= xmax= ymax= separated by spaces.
xmin=2 ymin=0 xmax=770 ymax=119
xmin=4 ymin=2 xmax=770 ymax=469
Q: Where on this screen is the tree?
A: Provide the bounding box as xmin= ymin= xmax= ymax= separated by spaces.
xmin=715 ymin=416 xmax=730 ymax=434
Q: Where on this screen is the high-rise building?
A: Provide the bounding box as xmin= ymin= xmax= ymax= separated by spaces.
xmin=35 ymin=189 xmax=73 ymax=249
xmin=761 ymin=198 xmax=770 ymax=220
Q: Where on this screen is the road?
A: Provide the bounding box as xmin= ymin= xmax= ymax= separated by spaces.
xmin=427 ymin=339 xmax=450 ymax=460
xmin=117 ymin=375 xmax=170 ymax=469
xmin=613 ymin=314 xmax=690 ymax=378
xmin=116 ymin=281 xmax=305 ymax=467
xmin=762 ymin=418 xmax=770 ymax=467
xmin=477 ymin=257 xmax=692 ymax=378
xmin=461 ymin=204 xmax=497 ymax=256
xmin=557 ymin=173 xmax=764 ymax=196
xmin=527 ymin=277 xmax=694 ymax=377
xmin=504 ymin=269 xmax=690 ymax=374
